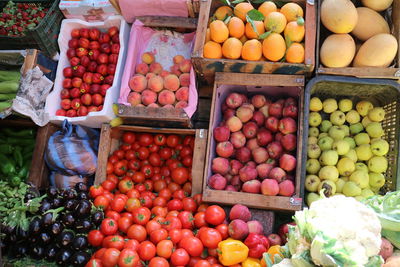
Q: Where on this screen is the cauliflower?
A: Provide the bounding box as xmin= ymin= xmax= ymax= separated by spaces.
xmin=273 ymin=259 xmax=295 ymax=267
xmin=287 ymin=195 xmax=383 ymax=267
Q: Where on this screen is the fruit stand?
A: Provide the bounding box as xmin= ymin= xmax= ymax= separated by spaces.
xmin=1 ymin=0 xmax=400 ymax=266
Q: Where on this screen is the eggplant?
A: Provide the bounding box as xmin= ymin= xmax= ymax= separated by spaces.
xmin=49 ymin=221 xmax=64 ymax=236
xmin=92 ymin=211 xmax=104 ymax=226
xmin=70 ymin=251 xmax=90 ymax=267
xmin=75 ymin=182 xmax=88 ymax=192
xmin=29 ymin=217 xmax=42 ymax=236
xmin=47 ymin=187 xmax=59 ymax=198
xmin=71 ymin=236 xmax=88 ymax=251
xmin=3 ymin=225 xmax=15 ymax=235
xmin=74 ymin=200 xmax=91 ymax=218
xmin=39 ymin=232 xmax=52 ymax=245
xmin=39 ymin=201 xmax=52 ymax=214
xmin=75 ymin=219 xmax=92 ymax=233
xmin=30 ymin=245 xmax=45 ymax=260
xmin=62 ymin=212 xmax=76 ymax=227
xmin=58 ymin=231 xmax=74 ymax=247
xmin=15 ymin=244 xmax=28 ymax=258
xmin=16 ymin=227 xmax=29 ymax=240
xmin=52 ymin=197 xmax=63 ymax=208
xmin=56 ymin=248 xmax=73 ymax=266
xmin=42 ymin=212 xmax=55 ymax=227
xmin=44 ymin=244 xmax=59 ymax=261
xmin=62 ymin=189 xmax=77 ymax=200
xmin=77 ymin=191 xmax=89 ymax=200
xmin=24 ymin=192 xmax=36 ymax=202
xmin=28 ymin=235 xmax=39 ymax=244
xmin=65 ymin=199 xmax=77 ymax=211
xmin=9 ymin=233 xmax=17 ymax=243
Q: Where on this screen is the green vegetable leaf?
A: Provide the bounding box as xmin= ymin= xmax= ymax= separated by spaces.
xmin=246 ymin=9 xmax=265 ymax=21
xmin=259 ymin=31 xmax=271 ymax=40
xmin=246 ymin=15 xmax=259 ymax=36
xmin=232 ymin=0 xmax=245 ymax=3
xmin=219 ymin=0 xmax=232 ymax=6
xmin=251 ymin=0 xmax=267 ymax=4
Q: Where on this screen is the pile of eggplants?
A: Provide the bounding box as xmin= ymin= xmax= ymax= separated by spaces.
xmin=2 ymin=183 xmax=103 ymax=267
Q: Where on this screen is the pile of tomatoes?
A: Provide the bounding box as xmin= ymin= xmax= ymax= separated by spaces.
xmin=86 ymin=131 xmax=229 ymax=267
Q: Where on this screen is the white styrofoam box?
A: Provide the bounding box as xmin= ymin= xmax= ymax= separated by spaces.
xmin=45 ymin=15 xmax=129 ymax=128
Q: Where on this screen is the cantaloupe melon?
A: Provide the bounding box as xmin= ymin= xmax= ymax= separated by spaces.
xmin=320 ymin=34 xmax=356 ymax=68
xmin=321 ymin=0 xmax=358 ymax=34
xmin=353 ymin=33 xmax=398 ymax=67
xmin=361 ymin=0 xmax=393 ymax=11
xmin=351 ymin=7 xmax=390 ymax=41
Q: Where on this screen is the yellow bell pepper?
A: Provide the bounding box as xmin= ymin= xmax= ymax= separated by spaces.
xmin=218 ymin=238 xmax=249 ymax=266
xmin=242 ymin=258 xmax=261 ymax=267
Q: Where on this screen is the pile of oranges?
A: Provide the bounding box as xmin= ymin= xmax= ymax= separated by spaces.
xmin=203 ymin=1 xmax=305 ymax=64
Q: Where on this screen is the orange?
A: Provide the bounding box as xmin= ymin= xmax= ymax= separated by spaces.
xmin=262 ymin=32 xmax=286 ymax=62
xmin=241 ymin=39 xmax=262 ymax=61
xmin=258 ymin=1 xmax=277 ymax=17
xmin=234 ymin=2 xmax=254 ymax=22
xmin=214 ymin=6 xmax=233 ymax=20
xmin=245 ymin=21 xmax=265 ymax=39
xmin=205 ymin=28 xmax=211 ymax=43
xmin=286 ymin=42 xmax=305 ymax=63
xmin=203 ymin=41 xmax=222 ymax=59
xmin=264 ymin=12 xmax=287 ymax=33
xmin=280 ymin=3 xmax=304 ymax=22
xmin=210 ymin=20 xmax=229 ymax=43
xmin=222 ymin=37 xmax=243 ymax=59
xmin=228 ymin=17 xmax=245 ymax=38
xmin=284 ymin=21 xmax=305 ymax=43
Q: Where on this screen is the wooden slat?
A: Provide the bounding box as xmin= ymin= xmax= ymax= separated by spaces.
xmin=191 ymin=129 xmax=207 ymax=195
xmin=215 ymin=72 xmax=305 ymax=87
xmin=136 ymin=16 xmax=197 ymax=30
xmin=304 ymin=0 xmax=316 ymax=69
xmin=94 ymin=124 xmax=113 ymax=185
xmin=22 ymin=49 xmax=37 ymax=76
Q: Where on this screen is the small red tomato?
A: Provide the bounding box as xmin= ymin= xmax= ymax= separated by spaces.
xmin=100 ymin=218 xmax=118 ymax=236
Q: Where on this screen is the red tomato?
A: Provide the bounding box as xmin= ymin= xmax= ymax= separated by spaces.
xmin=148 ymin=144 xmax=159 ymax=153
xmin=100 ymin=218 xmax=118 ymax=236
xmin=103 ymin=191 xmax=114 ymax=202
xmin=173 ymin=189 xmax=187 ymax=200
xmin=166 ymin=159 xmax=180 ymax=170
xmin=149 ymin=257 xmax=169 ymax=267
xmin=146 ymin=220 xmax=161 ymax=233
xmin=154 ymin=180 xmax=167 ymax=193
xmin=122 ymin=212 xmax=134 ymax=220
xmin=136 ymin=147 xmax=149 ymax=160
xmin=194 ymin=260 xmax=211 ymax=267
xmin=159 ymin=188 xmax=172 ymax=200
xmin=168 ymin=182 xmax=181 ymax=193
xmin=122 ymin=132 xmax=136 ymax=144
xmin=101 ymin=180 xmax=116 ymax=192
xmin=101 ymin=248 xmax=120 ymax=267
xmin=128 ymin=159 xmax=140 ymax=171
xmin=132 ymin=207 xmax=151 ymax=225
xmin=182 ymin=155 xmax=193 ymax=167
xmin=206 ymin=257 xmax=218 ymax=265
xmin=183 ymin=182 xmax=192 ymax=195
xmin=125 ymin=198 xmax=140 ymax=212
xmin=182 ymin=197 xmax=197 ymax=212
xmin=110 ymin=196 xmax=126 ymax=212
xmin=176 ymin=144 xmax=183 ymax=151
xmin=105 ymin=211 xmax=121 ymax=222
xmin=127 ymin=224 xmax=147 ymax=242
xmin=167 ymin=199 xmax=183 ymax=211
xmin=178 ymin=211 xmax=194 ymax=229
xmin=207 ymin=248 xmax=218 ymax=257
xmin=150 ymin=228 xmax=168 ymax=244
xmin=153 ymin=196 xmax=167 ymax=207
xmin=141 ymin=164 xmax=154 ymax=179
xmin=194 ymin=212 xmax=208 ymax=228
xmin=132 ymin=141 xmax=140 ymax=151
xmin=159 ymin=147 xmax=173 ymax=160
xmin=138 ymin=241 xmax=156 ymax=261
xmin=118 ymin=216 xmax=133 ymax=233
xmin=89 ymin=185 xmax=104 ymax=198
xmin=204 ymin=205 xmax=226 ymax=226
xmin=102 ymin=235 xmax=125 ymax=250
xmin=170 ymin=248 xmax=190 ymax=266
xmin=160 ymin=166 xmax=170 ymax=177
xmin=132 ymin=172 xmax=145 ymax=183
xmin=139 ymin=195 xmax=153 ymax=209
xmin=125 ymin=150 xmax=136 ymax=160
xmin=181 ymin=230 xmax=194 ymax=240
xmin=199 ymin=228 xmax=222 ymax=249
xmin=135 ymin=183 xmax=146 ymax=193
xmin=154 ymin=134 xmax=167 ymax=146
xmin=120 ymin=143 xmax=132 ymax=151
xmin=93 ymin=248 xmax=107 ymax=259
xmin=171 ymin=167 xmax=189 ymax=185
xmin=113 ymin=149 xmax=125 ymax=159
xmin=94 ymin=195 xmax=110 ymax=210
xmin=156 ymin=239 xmax=173 ymax=258
xmin=149 ymin=153 xmax=162 ymax=167
xmin=108 ymin=155 xmax=119 ymax=164
xmin=179 ymin=237 xmax=203 ymax=257
xmin=183 ymin=135 xmax=194 ymax=147
xmin=197 ymin=204 xmax=209 ymax=212
xmin=180 ymin=146 xmax=192 ymax=158
xmin=106 ymin=162 xmax=114 ymax=174
xmin=126 ymin=189 xmax=140 ymax=199
xmin=107 ymin=174 xmax=119 ymax=185
xmin=166 ymin=135 xmax=180 ymax=148
xmin=168 ymin=228 xmax=182 ymax=244
xmin=215 ymin=224 xmax=229 ymax=239
xmin=113 ymin=161 xmax=127 ymax=176
xmin=211 ymin=264 xmax=223 ymax=267
xmin=118 ymin=248 xmax=140 ymax=267
xmin=151 ymin=206 xmax=168 ymax=217
xmin=163 ymin=216 xmax=182 ymax=231
xmin=188 ymin=257 xmax=202 ymax=267
xmin=86 ymin=259 xmax=103 ymax=267
xmin=167 ymin=210 xmax=179 ymax=217
xmin=88 ymin=230 xmax=104 ymax=247
xmin=143 ymin=180 xmax=154 ymax=192
xmin=138 ymin=133 xmax=153 ymax=146
xmin=124 ymin=239 xmax=139 ymax=250
xmin=151 ymin=173 xmax=162 ymax=182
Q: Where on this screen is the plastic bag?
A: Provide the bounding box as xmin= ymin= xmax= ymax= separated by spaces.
xmin=49 ymin=172 xmax=92 ymax=189
xmin=45 ymin=119 xmax=100 ymax=176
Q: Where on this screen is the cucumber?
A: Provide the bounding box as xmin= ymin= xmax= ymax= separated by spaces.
xmin=0 ymin=101 xmax=12 ymax=111
xmin=0 ymin=81 xmax=19 ymax=94
xmin=0 ymin=93 xmax=16 ymax=101
xmin=0 ymin=70 xmax=20 ymax=82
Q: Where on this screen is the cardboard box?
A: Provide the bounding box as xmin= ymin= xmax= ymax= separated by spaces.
xmin=59 ymin=0 xmax=118 ymax=21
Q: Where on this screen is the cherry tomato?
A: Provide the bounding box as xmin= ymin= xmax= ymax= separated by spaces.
xmin=110 ymin=196 xmax=126 ymax=212
xmin=138 ymin=241 xmax=156 ymax=261
xmin=179 ymin=236 xmax=203 ymax=257
xmin=159 ymin=147 xmax=173 ymax=160
xmin=105 ymin=211 xmax=121 ymax=222
xmin=122 ymin=132 xmax=136 ymax=144
xmin=205 ymin=205 xmax=226 ymax=226
xmin=106 ymin=162 xmax=114 ymax=174
xmin=171 ymin=167 xmax=189 ymax=185
xmin=127 ymin=224 xmax=147 ymax=242
xmin=89 ymin=185 xmax=104 ymax=198
xmin=100 ymin=218 xmax=118 ymax=235
xmin=124 ymin=239 xmax=139 ymax=250
xmin=166 ymin=135 xmax=180 ymax=148
xmin=101 ymin=248 xmax=120 ymax=267
xmin=151 ymin=206 xmax=168 ymax=217
xmin=159 ymin=188 xmax=172 ymax=200
xmin=154 ymin=134 xmax=167 ymax=146
xmin=178 ymin=211 xmax=194 ymax=229
xmin=199 ymin=227 xmax=222 ymax=249
xmin=132 ymin=172 xmax=145 ymax=183
xmin=194 ymin=260 xmax=211 ymax=267
xmin=149 ymin=153 xmax=162 ymax=167
xmin=170 ymin=248 xmax=190 ymax=266
xmin=156 ymin=239 xmax=173 ymax=258
xmin=118 ymin=216 xmax=133 ymax=233
xmin=138 ymin=133 xmax=153 ymax=146
xmin=103 ymin=235 xmax=125 ymax=250
xmin=132 ymin=207 xmax=151 ymax=225
xmin=168 ymin=229 xmax=182 ymax=244
xmin=126 ymin=189 xmax=140 ymax=199
xmin=215 ymin=224 xmax=229 ymax=240
xmin=150 ymin=228 xmax=168 ymax=244
xmin=167 ymin=199 xmax=183 ymax=211
xmin=86 ymin=259 xmax=103 ymax=267
xmin=125 ymin=149 xmax=136 ymax=160
xmin=113 ymin=149 xmax=125 ymax=159
xmin=88 ymin=230 xmax=104 ymax=247
xmin=183 ymin=182 xmax=192 ymax=195
xmin=118 ymin=248 xmax=140 ymax=267
xmin=108 ymin=155 xmax=119 ymax=164
xmin=182 ymin=155 xmax=193 ymax=167
xmin=125 ymin=198 xmax=140 ymax=212
xmin=102 ymin=180 xmax=116 ymax=192
xmin=149 ymin=257 xmax=169 ymax=267
xmin=163 ymin=216 xmax=182 ymax=231
xmin=128 ymin=159 xmax=140 ymax=171
xmin=94 ymin=195 xmax=110 ymax=210
xmin=173 ymin=189 xmax=187 ymax=200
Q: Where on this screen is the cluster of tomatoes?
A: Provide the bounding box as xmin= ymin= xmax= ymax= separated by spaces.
xmin=86 ymin=132 xmax=229 ymax=267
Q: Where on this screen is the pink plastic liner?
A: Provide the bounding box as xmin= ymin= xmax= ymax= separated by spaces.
xmin=119 ymin=0 xmax=189 ymax=23
xmin=119 ymin=21 xmax=198 ymax=118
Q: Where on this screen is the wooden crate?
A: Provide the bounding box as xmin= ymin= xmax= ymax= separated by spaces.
xmin=95 ymin=124 xmax=208 ymax=196
xmin=316 ymin=0 xmax=400 ymax=79
xmin=202 ymin=73 xmax=305 ymax=211
xmin=192 ymin=0 xmax=316 ymax=84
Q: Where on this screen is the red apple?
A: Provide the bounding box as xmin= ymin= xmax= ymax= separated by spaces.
xmin=268 ymin=102 xmax=283 ymax=118
xmin=79 ymin=83 xmax=90 ymax=94
xmin=108 ymin=26 xmax=119 ymax=37
xmin=251 ymin=94 xmax=266 ymax=108
xmin=100 ymin=84 xmax=111 ymax=96
xmin=89 ymin=41 xmax=100 ymax=50
xmin=275 ymin=132 xmax=283 ymax=142
xmin=81 ymin=93 xmax=92 ymax=106
xmin=79 ymin=28 xmax=90 ymax=39
xmin=269 ymin=167 xmax=286 ymax=182
xmin=267 ymin=234 xmax=282 ymax=246
xmin=67 ymin=48 xmax=76 ymax=59
xmin=252 ymin=111 xmax=265 ymax=126
xmin=66 ymin=109 xmax=77 ymax=117
xmin=87 ymin=61 xmax=98 ymax=73
xmin=278 ymin=117 xmax=297 ymax=134
xmin=279 ymin=154 xmax=296 ymax=172
xmin=62 ymin=78 xmax=72 ymax=89
xmin=89 ymin=49 xmax=100 ymax=61
xmin=281 ymin=133 xmax=296 ymax=151
xmin=68 ymin=38 xmax=79 ymax=49
xmin=111 ymin=43 xmax=120 ymax=54
xmin=284 ymin=97 xmax=296 ymax=107
xmin=76 ymin=47 xmax=88 ymax=58
xmin=69 ymin=56 xmax=80 ymax=67
xmin=112 ymin=34 xmax=119 ymax=44
xmin=230 ymin=131 xmax=246 ymax=149
xmin=72 ymin=65 xmax=86 ymax=78
xmin=279 ymin=180 xmax=295 ymax=197
xmin=211 ymin=157 xmax=230 ymax=175
xmin=267 ymin=141 xmax=283 ymax=159
xmin=251 ymin=147 xmax=269 ymax=164
xmin=92 ymin=93 xmax=104 ymax=106
xmin=265 ymin=116 xmax=279 ymax=132
xmin=256 ymin=161 xmax=274 ymax=179
xmin=78 ymin=37 xmax=90 ymax=48
xmin=97 ymin=53 xmax=109 ymax=65
xmin=61 ymin=99 xmax=71 ymax=110
xmin=213 ymin=126 xmax=230 ymax=142
xmin=256 ymin=129 xmax=273 ymax=146
xmin=71 ymin=77 xmax=83 ymax=88
xmin=216 ymin=141 xmax=234 ymax=158
xmin=56 ymin=109 xmax=66 ymax=116
xmin=246 ymin=138 xmax=259 ymax=151
xmin=63 ymin=67 xmax=73 ymax=78
xmin=109 ymin=54 xmax=118 ymax=64
xmin=77 ymin=106 xmax=88 ymax=116
xmin=283 ymin=105 xmax=298 ymax=118
xmin=99 ymin=32 xmax=110 ymax=43
xmin=242 ymin=180 xmax=261 ymax=194
xmin=89 ymin=28 xmax=100 ymax=41
xmin=225 ymin=92 xmax=243 ymax=109
xmin=107 ymin=64 xmax=116 ymax=75
xmin=100 ymin=43 xmax=111 ymax=54
xmin=60 ymin=89 xmax=70 ymax=99
xmin=208 ymin=174 xmax=227 ymax=190
xmin=69 ymin=87 xmax=81 ymax=98
xmin=87 ymin=106 xmax=98 ymax=113
xmin=229 ymin=160 xmax=243 ymax=176
xmin=223 ymin=109 xmax=236 ymax=120
xmin=71 ymin=98 xmax=81 ymax=110
xmin=71 ymin=28 xmax=80 ymax=39
xmin=243 ymin=122 xmax=258 ymax=139
xmin=83 ymin=72 xmax=93 ymax=84
xmin=239 ymin=166 xmax=257 ymax=182
xmin=92 ymin=73 xmax=104 ymax=84
xmin=80 ymin=56 xmax=90 ymax=68
xmin=236 ymin=106 xmax=253 ymax=123
xmin=104 ymin=75 xmax=114 ymax=85
xmin=235 ymin=147 xmax=251 ymax=163
xmin=278 ymin=222 xmax=296 ymax=243
xmin=96 ymin=64 xmax=108 ymax=76
xmin=261 ymin=179 xmax=279 ymax=196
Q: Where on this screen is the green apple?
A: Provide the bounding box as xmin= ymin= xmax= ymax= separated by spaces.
xmin=338 ymin=125 xmax=350 ymax=136
xmin=328 ymin=126 xmax=345 ymax=140
xmin=355 ymin=162 xmax=369 ymax=173
xmin=323 ymin=98 xmax=338 ymax=113
xmin=309 ymin=127 xmax=319 ymax=137
xmin=343 ymin=149 xmax=358 ymax=162
xmin=369 ymin=172 xmax=385 ymax=188
xmin=335 ymin=178 xmax=346 ymax=193
xmin=330 ymin=111 xmax=346 ymax=125
xmin=332 ymin=140 xmax=350 ymax=155
xmin=318 ymin=180 xmax=337 ymax=197
xmin=370 ymin=185 xmax=382 ymax=194
xmin=349 ymin=123 xmax=364 ymax=135
xmin=306 ymin=159 xmax=321 ymax=174
xmin=368 ymin=156 xmax=388 ymax=173
xmin=341 ymin=176 xmax=349 ymax=182
xmin=318 ymin=166 xmax=339 ymax=182
xmin=305 ymin=175 xmax=321 ymax=192
xmin=337 ymin=158 xmax=355 ymax=176
xmin=306 ymin=192 xmax=322 ymax=207
xmin=361 ymin=188 xmax=374 ymax=198
xmin=344 ymin=137 xmax=356 ymax=149
xmin=320 ymin=120 xmax=332 ymax=133
xmin=307 ymin=144 xmax=321 ymax=159
xmin=354 ymin=133 xmax=370 ymax=145
xmin=309 ymin=112 xmax=322 ymax=127
xmin=342 ymin=181 xmax=362 ymax=197
xmin=356 ymin=100 xmax=374 ymax=117
xmin=355 ymin=144 xmax=373 ymax=161
xmin=368 ymin=107 xmax=385 ymax=122
xmin=310 ymin=97 xmax=323 ymax=112
xmin=339 ymin=99 xmax=353 ymax=112
xmin=308 ymin=136 xmax=318 ymax=145
xmin=350 ymin=170 xmax=369 ymax=189
xmin=366 ymin=122 xmax=384 ymax=138
xmin=318 ymin=133 xmax=328 ymax=140
xmin=362 ymin=116 xmax=372 ymax=128
xmin=319 ymin=150 xmax=339 ymax=166
xmin=370 ymin=139 xmax=389 ymax=156
xmin=318 ymin=136 xmax=334 ymax=151
xmin=345 ymin=110 xmax=360 ymax=124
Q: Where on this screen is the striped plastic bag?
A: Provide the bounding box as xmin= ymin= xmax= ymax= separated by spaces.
xmin=45 ymin=120 xmax=100 ymax=176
